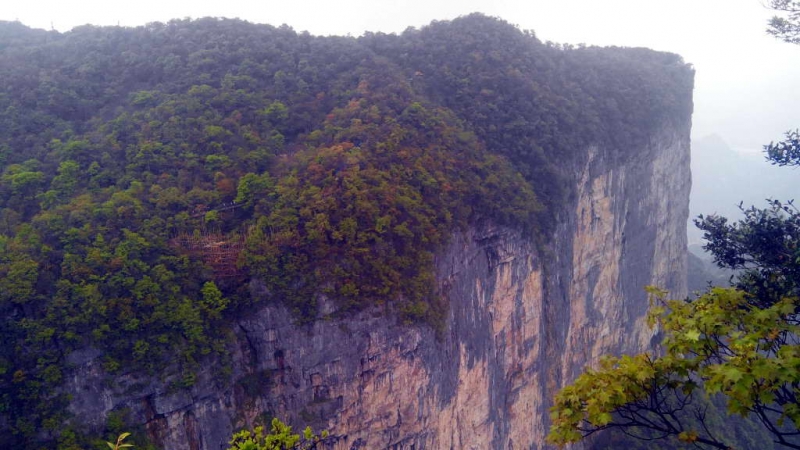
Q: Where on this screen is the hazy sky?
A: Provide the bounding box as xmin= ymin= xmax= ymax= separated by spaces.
xmin=2 ymin=0 xmax=799 ymax=152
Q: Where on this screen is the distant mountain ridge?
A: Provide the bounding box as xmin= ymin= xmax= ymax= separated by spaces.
xmin=689 ymin=133 xmax=799 ymax=247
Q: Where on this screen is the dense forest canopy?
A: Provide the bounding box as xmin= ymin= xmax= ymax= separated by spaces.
xmin=0 ymin=14 xmax=693 ymax=446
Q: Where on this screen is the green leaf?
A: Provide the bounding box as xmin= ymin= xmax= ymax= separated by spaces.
xmin=685 ymin=329 xmax=701 ymax=341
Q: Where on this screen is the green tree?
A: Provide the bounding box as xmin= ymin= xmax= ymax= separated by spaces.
xmin=200 ymin=281 xmax=229 ymax=317
xmin=263 ymin=101 xmax=289 ymax=128
xmin=235 ymin=172 xmax=273 ymax=209
xmin=548 ymin=284 xmax=800 ymax=449
xmin=227 ymin=418 xmax=327 ymax=450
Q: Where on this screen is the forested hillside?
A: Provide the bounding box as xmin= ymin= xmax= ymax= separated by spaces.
xmin=0 ymin=14 xmax=692 ymax=446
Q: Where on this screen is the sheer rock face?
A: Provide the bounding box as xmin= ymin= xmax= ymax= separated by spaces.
xmin=63 ymin=121 xmax=691 ymax=450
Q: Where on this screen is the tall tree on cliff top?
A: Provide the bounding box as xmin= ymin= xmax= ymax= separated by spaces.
xmin=548 ymin=5 xmax=800 ymax=449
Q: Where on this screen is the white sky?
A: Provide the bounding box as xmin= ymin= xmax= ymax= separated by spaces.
xmin=2 ymin=0 xmax=799 ymax=152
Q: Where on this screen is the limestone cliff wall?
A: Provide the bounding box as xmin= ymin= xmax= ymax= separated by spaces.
xmin=63 ymin=118 xmax=691 ymax=450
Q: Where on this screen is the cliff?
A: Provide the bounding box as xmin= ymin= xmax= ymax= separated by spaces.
xmin=0 ymin=15 xmax=693 ymax=449
xmin=63 ymin=121 xmax=691 ymax=449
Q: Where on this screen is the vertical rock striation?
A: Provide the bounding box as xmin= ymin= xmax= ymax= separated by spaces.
xmin=64 ymin=109 xmax=692 ymax=449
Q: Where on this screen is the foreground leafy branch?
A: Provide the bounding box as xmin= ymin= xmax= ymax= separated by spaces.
xmin=548 ymin=286 xmax=800 ymax=449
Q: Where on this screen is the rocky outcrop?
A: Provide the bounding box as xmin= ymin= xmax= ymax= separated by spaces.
xmin=63 ymin=101 xmax=692 ymax=448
